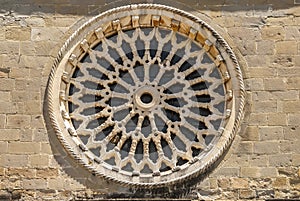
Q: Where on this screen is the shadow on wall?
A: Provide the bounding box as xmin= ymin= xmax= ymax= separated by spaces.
xmin=0 ymin=0 xmax=298 ymax=16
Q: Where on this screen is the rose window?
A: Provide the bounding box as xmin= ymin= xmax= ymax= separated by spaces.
xmin=47 ymin=4 xmax=245 ymax=187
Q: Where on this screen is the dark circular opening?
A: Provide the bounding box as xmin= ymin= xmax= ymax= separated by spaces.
xmin=140 ymin=93 xmax=153 ymax=104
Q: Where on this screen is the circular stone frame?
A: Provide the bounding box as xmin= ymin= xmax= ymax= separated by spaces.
xmin=47 ymin=4 xmax=245 ymax=188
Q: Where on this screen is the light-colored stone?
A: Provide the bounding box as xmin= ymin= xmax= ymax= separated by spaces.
xmin=1 ymin=154 xmax=29 ymax=167
xmin=241 ymin=126 xmax=259 ymax=141
xmin=0 ymin=41 xmax=19 ymax=54
xmin=269 ymin=154 xmax=292 ymax=166
xmin=0 ymin=78 xmax=15 ymax=91
xmin=278 ymin=67 xmax=300 ymax=77
xmin=259 ymin=167 xmax=278 ymax=177
xmin=8 ymin=142 xmax=40 ymax=154
xmin=244 ymin=78 xmax=264 ymax=91
xmin=214 ymin=167 xmax=240 ymax=177
xmin=0 ymin=101 xmax=17 ymax=114
xmin=272 ymin=177 xmax=288 ymax=189
xmin=248 ymin=67 xmax=276 ymax=78
xmin=239 ymin=189 xmax=256 ymax=199
xmin=272 ymin=55 xmax=294 ymax=67
xmin=234 ymin=142 xmax=253 ymax=154
xmin=0 ymin=129 xmax=21 ymax=141
xmin=24 ymin=101 xmax=41 ymax=115
xmin=241 ymin=167 xmax=260 ymax=178
xmin=283 ymin=101 xmax=300 ymax=113
xmin=36 ymin=168 xmax=59 ymax=178
xmin=6 ymin=115 xmax=31 ymax=129
xmin=257 ymin=40 xmax=275 ymax=55
xmin=272 ymin=90 xmax=299 ymax=101
xmin=259 ymin=126 xmax=283 ymax=141
xmin=252 ymin=101 xmax=277 ymax=113
xmin=223 ymin=155 xmax=249 ymax=167
xmin=288 ymin=114 xmax=300 ymax=126
xmin=231 ymin=178 xmax=249 ymax=189
xmin=24 ymin=16 xmax=46 ymax=27
xmin=40 ymin=143 xmax=52 ymax=154
xmin=261 ymin=26 xmax=285 ymax=40
xmin=280 ymin=141 xmax=300 ymax=153
xmin=254 ymin=141 xmax=280 ymax=154
xmin=5 ymin=26 xmax=31 ymax=41
xmin=0 ymin=1 xmax=299 ymax=200
xmin=245 ymin=55 xmax=268 ymax=67
xmin=264 ymin=78 xmax=287 ymax=91
xmin=20 ymin=41 xmax=36 ymax=56
xmin=276 ymin=41 xmax=298 ymax=55
xmin=29 ymin=154 xmax=49 ymax=167
xmin=0 ymin=114 xmax=5 ymax=128
xmin=0 ymin=92 xmax=11 ymax=102
xmin=249 ymin=155 xmax=268 ymax=167
xmin=0 ymin=142 xmax=8 ymax=153
xmin=31 ymin=27 xmax=67 ymax=41
xmin=292 ymin=154 xmax=300 ymax=166
xmin=218 ymin=178 xmax=230 ymax=189
xmin=283 ymin=126 xmax=300 ymax=140
xmin=249 ymin=113 xmax=267 ymax=126
xmin=7 ymin=168 xmax=35 ymax=178
xmin=23 ymin=179 xmax=47 ymax=190
xmin=48 ymin=178 xmax=64 ymax=190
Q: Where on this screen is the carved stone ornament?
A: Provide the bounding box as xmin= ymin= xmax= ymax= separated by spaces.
xmin=47 ymin=4 xmax=245 ymax=188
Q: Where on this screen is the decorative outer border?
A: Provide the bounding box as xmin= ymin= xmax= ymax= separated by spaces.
xmin=47 ymin=4 xmax=245 ymax=188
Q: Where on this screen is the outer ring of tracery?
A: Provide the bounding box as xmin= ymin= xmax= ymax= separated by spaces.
xmin=47 ymin=4 xmax=245 ymax=187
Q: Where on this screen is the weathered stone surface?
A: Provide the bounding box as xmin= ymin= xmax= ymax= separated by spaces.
xmin=0 ymin=1 xmax=299 ymax=200
xmin=259 ymin=167 xmax=278 ymax=177
xmin=8 ymin=142 xmax=40 ymax=154
xmin=241 ymin=167 xmax=260 ymax=178
xmin=249 ymin=155 xmax=268 ymax=167
xmin=257 ymin=40 xmax=275 ymax=55
xmin=7 ymin=168 xmax=35 ymax=178
xmin=252 ymin=101 xmax=277 ymax=113
xmin=264 ymin=78 xmax=287 ymax=91
xmin=261 ymin=26 xmax=285 ymax=40
xmin=241 ymin=126 xmax=259 ymax=141
xmin=259 ymin=126 xmax=283 ymax=141
xmin=0 ymin=78 xmax=15 ymax=91
xmin=29 ymin=154 xmax=49 ymax=167
xmin=249 ymin=113 xmax=267 ymax=126
xmin=36 ymin=168 xmax=59 ymax=178
xmin=254 ymin=141 xmax=280 ymax=154
xmin=6 ymin=115 xmax=31 ymax=129
xmin=269 ymin=154 xmax=292 ymax=167
xmin=239 ymin=189 xmax=256 ymax=199
xmin=23 ymin=179 xmax=47 ymax=190
xmin=213 ymin=167 xmax=240 ymax=177
xmin=235 ymin=142 xmax=253 ymax=154
xmin=231 ymin=178 xmax=249 ymax=189
xmin=0 ymin=129 xmax=21 ymax=141
xmin=276 ymin=41 xmax=298 ymax=55
xmin=288 ymin=114 xmax=300 ymax=126
xmin=0 ymin=142 xmax=8 ymax=154
xmin=1 ymin=154 xmax=29 ymax=167
xmin=272 ymin=177 xmax=288 ymax=189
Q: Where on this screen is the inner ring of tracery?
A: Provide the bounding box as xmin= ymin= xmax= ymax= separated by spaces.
xmin=48 ymin=4 xmax=246 ymax=187
xmin=66 ymin=26 xmax=226 ymax=176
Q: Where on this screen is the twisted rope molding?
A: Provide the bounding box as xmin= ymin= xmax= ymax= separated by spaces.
xmin=47 ymin=3 xmax=245 ymax=188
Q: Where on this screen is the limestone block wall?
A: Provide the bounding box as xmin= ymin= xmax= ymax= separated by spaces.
xmin=0 ymin=0 xmax=299 ymax=200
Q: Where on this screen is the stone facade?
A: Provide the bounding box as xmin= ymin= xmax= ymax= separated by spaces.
xmin=0 ymin=0 xmax=299 ymax=200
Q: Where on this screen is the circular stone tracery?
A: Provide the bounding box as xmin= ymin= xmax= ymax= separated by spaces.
xmin=47 ymin=4 xmax=245 ymax=187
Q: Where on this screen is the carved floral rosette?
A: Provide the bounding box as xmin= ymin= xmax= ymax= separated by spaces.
xmin=47 ymin=4 xmax=245 ymax=187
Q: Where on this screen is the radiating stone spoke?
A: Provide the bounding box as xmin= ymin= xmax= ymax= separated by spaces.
xmin=66 ymin=26 xmax=229 ymax=177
